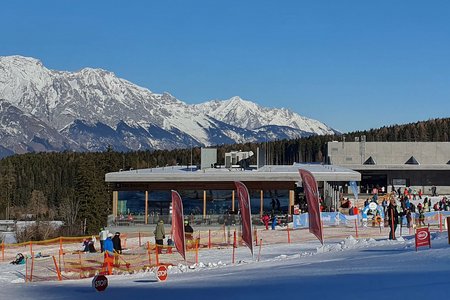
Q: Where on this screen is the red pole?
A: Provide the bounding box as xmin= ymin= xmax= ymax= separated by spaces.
xmin=257 ymin=239 xmax=263 ymax=262
xmin=208 ymin=229 xmax=211 ymax=249
xmin=52 ymin=256 xmax=62 ymax=281
xmin=254 ymin=229 xmax=258 ymax=246
xmin=30 ymin=255 xmax=35 ymax=282
xmin=147 ymin=241 xmax=152 ymax=266
xmin=232 ymin=230 xmax=236 ymax=264
xmin=287 ymin=226 xmax=291 ymax=244
xmin=195 ymin=239 xmax=199 ymax=264
xmin=354 ymin=218 xmax=359 ymax=239
xmin=139 ymin=231 xmax=141 ymax=247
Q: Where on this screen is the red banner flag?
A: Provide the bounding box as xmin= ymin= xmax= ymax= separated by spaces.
xmin=171 ymin=190 xmax=186 ymax=260
xmin=234 ymin=181 xmax=254 ymax=256
xmin=299 ymin=169 xmax=324 ymax=244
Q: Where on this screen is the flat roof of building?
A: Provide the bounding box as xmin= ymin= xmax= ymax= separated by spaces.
xmin=105 ymin=163 xmax=361 ymax=183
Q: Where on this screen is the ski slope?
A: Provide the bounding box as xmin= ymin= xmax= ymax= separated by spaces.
xmin=1 ymin=231 xmax=449 ymax=300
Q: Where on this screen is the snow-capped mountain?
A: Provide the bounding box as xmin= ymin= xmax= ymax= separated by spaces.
xmin=0 ymin=55 xmax=338 ymax=158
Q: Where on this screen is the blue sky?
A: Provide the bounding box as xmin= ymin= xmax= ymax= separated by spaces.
xmin=1 ymin=1 xmax=450 ymax=133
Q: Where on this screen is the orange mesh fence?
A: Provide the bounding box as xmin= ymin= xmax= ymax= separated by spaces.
xmin=25 ymin=254 xmax=61 ymax=282
xmin=4 ymin=220 xmax=443 ymax=283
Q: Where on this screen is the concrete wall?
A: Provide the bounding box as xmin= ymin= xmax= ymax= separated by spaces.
xmin=328 ymin=141 xmax=450 ymax=165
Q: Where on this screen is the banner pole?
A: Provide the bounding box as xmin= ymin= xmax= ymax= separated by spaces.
xmin=355 ymin=218 xmax=358 ymax=239
xmin=257 ymin=239 xmax=263 ymax=262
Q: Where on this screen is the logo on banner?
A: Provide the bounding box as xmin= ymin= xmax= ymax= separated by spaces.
xmin=415 ymin=227 xmax=431 ymax=251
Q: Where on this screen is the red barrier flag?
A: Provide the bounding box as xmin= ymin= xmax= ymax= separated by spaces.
xmin=171 ymin=190 xmax=186 ymax=260
xmin=234 ymin=181 xmax=254 ymax=256
xmin=299 ymin=169 xmax=324 ymax=244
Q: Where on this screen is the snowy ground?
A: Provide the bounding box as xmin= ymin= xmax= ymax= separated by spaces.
xmin=1 ymin=229 xmax=449 ymax=300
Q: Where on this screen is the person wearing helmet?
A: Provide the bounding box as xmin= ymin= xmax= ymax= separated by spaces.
xmin=104 ymin=232 xmax=114 ymax=254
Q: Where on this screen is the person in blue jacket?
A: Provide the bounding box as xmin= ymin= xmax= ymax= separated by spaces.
xmin=103 ymin=233 xmax=114 ymax=255
xmin=271 ymin=215 xmax=277 ymax=230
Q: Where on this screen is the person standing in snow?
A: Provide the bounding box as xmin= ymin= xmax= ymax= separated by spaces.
xmin=271 ymin=215 xmax=277 ymax=230
xmin=99 ymin=227 xmax=109 ymax=253
xmin=386 ymin=200 xmax=399 ymax=240
xmin=261 ymin=214 xmax=270 ymax=230
xmin=112 ymin=232 xmax=122 ymax=254
xmin=154 ymin=219 xmax=165 ymax=253
xmin=104 ymin=233 xmax=114 ymax=254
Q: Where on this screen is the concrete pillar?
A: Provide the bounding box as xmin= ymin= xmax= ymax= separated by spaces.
xmin=112 ymin=191 xmax=118 ymax=218
xmin=232 ymin=190 xmax=235 ymax=212
xmin=260 ymin=190 xmax=264 ymax=217
xmin=289 ymin=190 xmax=294 ymax=215
xmin=203 ymin=190 xmax=207 ymax=218
xmin=145 ymin=190 xmax=148 ymax=225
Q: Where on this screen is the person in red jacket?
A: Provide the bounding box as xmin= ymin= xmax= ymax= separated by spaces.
xmin=261 ymin=214 xmax=270 ymax=230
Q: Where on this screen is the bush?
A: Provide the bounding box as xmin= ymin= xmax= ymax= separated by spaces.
xmin=14 ymin=221 xmax=63 ymax=243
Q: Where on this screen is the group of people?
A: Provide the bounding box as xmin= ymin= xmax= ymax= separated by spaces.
xmin=98 ymin=228 xmax=122 ymax=255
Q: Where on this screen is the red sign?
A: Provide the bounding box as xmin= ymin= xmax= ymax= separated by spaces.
xmin=299 ymin=169 xmax=324 ymax=245
xmin=171 ymin=190 xmax=186 ymax=260
xmin=156 ymin=265 xmax=168 ymax=281
xmin=92 ymin=274 xmax=108 ymax=292
xmin=415 ymin=227 xmax=431 ymax=251
xmin=234 ymin=181 xmax=254 ymax=256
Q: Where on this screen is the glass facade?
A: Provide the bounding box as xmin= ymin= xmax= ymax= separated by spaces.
xmin=117 ymin=189 xmax=290 ymax=217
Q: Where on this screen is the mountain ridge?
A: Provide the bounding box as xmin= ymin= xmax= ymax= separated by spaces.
xmin=0 ymin=55 xmax=338 ymax=158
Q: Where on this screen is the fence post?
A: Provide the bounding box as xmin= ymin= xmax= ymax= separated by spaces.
xmin=195 ymin=239 xmax=199 ymax=264
xmin=52 ymin=256 xmax=62 ymax=281
xmin=30 ymin=255 xmax=35 ymax=282
xmin=147 ymin=241 xmax=152 ymax=266
xmin=447 ymin=217 xmax=450 ymax=245
xmin=355 ymin=218 xmax=359 ymax=239
xmin=139 ymin=231 xmax=141 ymax=247
xmin=287 ymin=226 xmax=291 ymax=244
xmin=208 ymin=229 xmax=211 ymax=249
xmin=232 ymin=230 xmax=236 ymax=264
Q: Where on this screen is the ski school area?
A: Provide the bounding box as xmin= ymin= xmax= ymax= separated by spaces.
xmin=0 ymin=209 xmax=448 ymax=286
